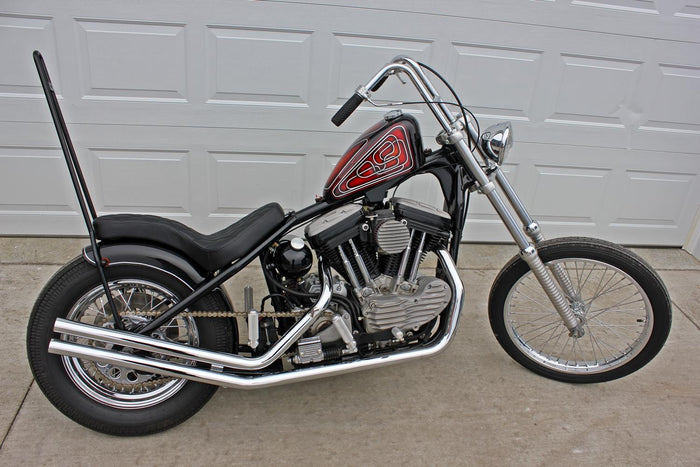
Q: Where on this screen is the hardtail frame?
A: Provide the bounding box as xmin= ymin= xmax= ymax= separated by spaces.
xmin=28 ymin=52 xmax=671 ymax=435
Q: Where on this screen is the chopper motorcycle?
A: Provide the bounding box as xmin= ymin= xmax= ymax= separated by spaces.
xmin=27 ymin=52 xmax=672 ymax=435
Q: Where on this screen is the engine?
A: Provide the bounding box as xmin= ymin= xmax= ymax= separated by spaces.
xmin=305 ymin=198 xmax=452 ymax=335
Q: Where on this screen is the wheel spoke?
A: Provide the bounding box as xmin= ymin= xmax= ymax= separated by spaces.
xmin=512 ymin=289 xmax=555 ymax=315
xmin=589 ymin=327 xmax=610 ymax=365
xmin=116 ymin=289 xmax=132 ymax=311
xmin=588 ymin=316 xmax=641 ymax=338
xmin=540 ymin=322 xmax=568 ymax=348
xmin=578 ymin=263 xmax=597 ymax=296
xmin=583 ymin=327 xmax=627 ymax=357
xmin=587 ymin=298 xmax=644 ymax=321
xmin=515 ymin=319 xmax=562 ymax=341
xmin=588 ymin=268 xmax=616 ymax=305
xmin=150 ymin=297 xmax=171 ymax=313
xmin=586 ymin=322 xmax=599 ymax=364
xmin=125 ymin=287 xmax=136 ymax=310
xmin=573 ymin=260 xmax=583 ymax=294
xmin=585 ymin=275 xmax=627 ymax=307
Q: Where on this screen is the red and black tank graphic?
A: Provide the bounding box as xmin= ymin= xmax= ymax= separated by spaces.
xmin=324 ymin=116 xmax=422 ymax=201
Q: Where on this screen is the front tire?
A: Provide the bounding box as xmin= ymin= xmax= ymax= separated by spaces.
xmin=488 ymin=237 xmax=671 ymax=383
xmin=27 ymin=257 xmax=234 ymax=435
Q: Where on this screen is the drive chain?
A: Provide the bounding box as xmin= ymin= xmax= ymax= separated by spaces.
xmin=119 ymin=309 xmax=333 ymax=318
xmin=89 ymin=309 xmax=311 ymax=393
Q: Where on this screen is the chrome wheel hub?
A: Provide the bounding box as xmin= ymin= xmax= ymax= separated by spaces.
xmin=62 ymin=280 xmax=199 ymax=409
xmin=571 ymin=301 xmax=588 ymax=324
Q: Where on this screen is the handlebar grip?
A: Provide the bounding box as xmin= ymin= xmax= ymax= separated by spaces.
xmin=331 ymin=93 xmax=364 ymax=127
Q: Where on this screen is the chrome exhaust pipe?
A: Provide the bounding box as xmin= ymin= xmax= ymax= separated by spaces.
xmin=48 ymin=250 xmax=463 ymax=390
xmin=51 ymin=263 xmax=333 ymax=372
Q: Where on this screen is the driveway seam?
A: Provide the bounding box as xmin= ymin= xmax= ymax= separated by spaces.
xmin=672 ymin=300 xmax=699 ymax=331
xmin=0 ymin=380 xmax=33 ymax=451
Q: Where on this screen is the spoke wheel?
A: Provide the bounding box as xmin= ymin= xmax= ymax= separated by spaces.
xmin=27 ymin=257 xmax=234 ymax=435
xmin=489 ymin=237 xmax=671 ymax=383
xmin=505 ymin=259 xmax=652 ymax=375
xmin=62 ymin=280 xmax=197 ymax=410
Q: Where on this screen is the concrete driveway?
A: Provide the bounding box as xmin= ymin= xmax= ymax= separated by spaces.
xmin=1 ymin=239 xmax=698 ymax=466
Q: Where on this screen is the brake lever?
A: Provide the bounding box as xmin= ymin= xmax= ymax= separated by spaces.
xmin=365 ymin=96 xmax=405 ymax=108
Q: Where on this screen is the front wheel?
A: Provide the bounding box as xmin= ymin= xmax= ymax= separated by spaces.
xmin=488 ymin=237 xmax=671 ymax=383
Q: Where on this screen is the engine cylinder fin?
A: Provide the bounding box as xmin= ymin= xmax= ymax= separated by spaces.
xmin=357 ymin=240 xmax=380 ymax=278
xmin=378 ymin=253 xmax=402 ymax=278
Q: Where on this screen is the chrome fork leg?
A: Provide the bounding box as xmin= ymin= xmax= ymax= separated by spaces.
xmin=452 ymin=137 xmax=583 ymax=336
xmin=494 ymin=168 xmax=580 ymax=302
xmin=478 ymin=182 xmax=583 ymax=336
xmin=519 ymin=247 xmax=583 ymax=336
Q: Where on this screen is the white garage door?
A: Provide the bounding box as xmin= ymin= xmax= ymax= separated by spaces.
xmin=1 ymin=0 xmax=699 ymax=246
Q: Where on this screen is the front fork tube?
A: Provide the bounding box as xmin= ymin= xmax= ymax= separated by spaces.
xmin=453 ymin=138 xmax=584 ymax=337
xmin=490 ymin=167 xmax=583 ymax=337
xmin=493 ymin=169 xmax=579 ymax=304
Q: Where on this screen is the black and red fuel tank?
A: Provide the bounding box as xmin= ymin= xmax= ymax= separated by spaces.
xmin=323 ymin=112 xmax=423 ymax=202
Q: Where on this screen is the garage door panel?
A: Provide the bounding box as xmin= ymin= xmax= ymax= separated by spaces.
xmin=451 ymin=43 xmax=542 ymax=121
xmin=75 ymin=19 xmax=187 ymax=102
xmin=612 ymin=170 xmax=696 ymax=226
xmin=532 ymin=30 xmax=650 ymax=149
xmin=0 ymin=14 xmax=60 ymax=98
xmin=635 ymin=40 xmax=700 ymax=153
xmin=297 ymin=0 xmax=698 ymax=42
xmin=0 ymin=146 xmax=75 ymax=213
xmin=530 ymin=165 xmax=611 ymax=225
xmin=205 ymin=26 xmax=313 ymax=106
xmin=91 ymin=148 xmax=191 ymax=214
xmin=208 ymin=151 xmax=308 ymax=215
xmin=642 ymin=64 xmax=700 ymax=132
xmin=547 ymin=54 xmax=642 ymax=128
xmin=330 ymin=33 xmax=435 ymax=106
xmin=468 ymin=142 xmax=700 ymax=244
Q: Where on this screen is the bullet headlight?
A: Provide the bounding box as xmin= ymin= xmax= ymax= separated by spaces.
xmin=480 ymin=122 xmax=512 ymax=165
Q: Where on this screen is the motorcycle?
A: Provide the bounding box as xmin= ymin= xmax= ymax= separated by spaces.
xmin=27 ymin=51 xmax=672 ymax=436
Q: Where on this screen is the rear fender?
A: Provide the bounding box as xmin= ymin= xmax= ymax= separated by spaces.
xmin=82 ymin=242 xmax=234 ymax=312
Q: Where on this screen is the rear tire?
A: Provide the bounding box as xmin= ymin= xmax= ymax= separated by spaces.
xmin=27 ymin=257 xmax=234 ymax=435
xmin=488 ymin=237 xmax=671 ymax=383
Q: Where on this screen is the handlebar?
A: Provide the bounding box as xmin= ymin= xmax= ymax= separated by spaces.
xmin=328 ymin=57 xmax=528 ymax=258
xmin=330 ymin=56 xmax=458 ymax=132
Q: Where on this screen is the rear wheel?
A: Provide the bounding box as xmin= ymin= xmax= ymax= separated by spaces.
xmin=488 ymin=237 xmax=671 ymax=383
xmin=27 ymin=257 xmax=234 ymax=435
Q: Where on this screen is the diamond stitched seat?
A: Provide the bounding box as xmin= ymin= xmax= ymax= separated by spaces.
xmin=93 ymin=203 xmax=285 ymax=273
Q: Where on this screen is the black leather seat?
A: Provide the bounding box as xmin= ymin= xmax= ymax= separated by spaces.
xmin=93 ymin=203 xmax=286 ymax=272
